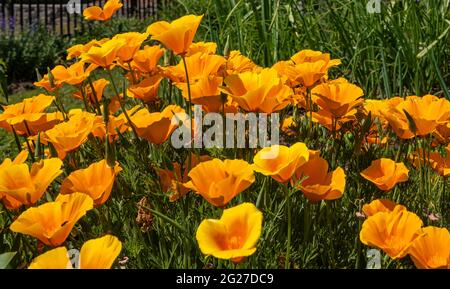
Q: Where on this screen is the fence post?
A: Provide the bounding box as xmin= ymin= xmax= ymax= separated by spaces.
xmin=44 ymin=0 xmax=48 ymax=30
xmin=8 ymin=0 xmax=14 ymax=35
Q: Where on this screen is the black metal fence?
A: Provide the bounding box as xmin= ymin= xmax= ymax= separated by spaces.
xmin=0 ymin=0 xmax=158 ymax=36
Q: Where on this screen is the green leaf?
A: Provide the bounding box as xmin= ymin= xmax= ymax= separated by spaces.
xmin=0 ymin=252 xmax=17 ymax=269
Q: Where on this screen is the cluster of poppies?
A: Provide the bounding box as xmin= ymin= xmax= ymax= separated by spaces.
xmin=0 ymin=0 xmax=449 ymax=269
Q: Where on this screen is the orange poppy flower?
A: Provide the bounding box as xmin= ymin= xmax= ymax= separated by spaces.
xmin=362 ymin=199 xmax=406 ymax=217
xmin=184 ymin=159 xmax=255 ymax=207
xmin=311 ymin=109 xmax=356 ymax=131
xmin=382 ymin=95 xmax=450 ymax=139
xmin=42 ymin=112 xmax=97 ymax=159
xmin=66 ymin=38 xmax=109 ymax=60
xmin=127 ymin=105 xmax=185 ymax=144
xmin=359 ymin=207 xmax=424 ymax=259
xmin=252 ymin=142 xmax=309 ymax=183
xmin=0 ymin=151 xmax=29 ymax=210
xmin=411 ymin=144 xmax=450 ymax=177
xmin=113 ymin=32 xmax=149 ymax=63
xmin=363 ymin=97 xmax=403 ymax=125
xmin=224 ymin=68 xmax=292 ymax=113
xmin=434 ymin=122 xmax=450 ymax=144
xmin=360 ymin=158 xmax=409 ymax=191
xmin=60 ymin=159 xmax=122 ymax=206
xmin=224 ymin=50 xmax=260 ymax=76
xmin=83 ymin=0 xmax=123 ymax=21
xmin=164 ymin=52 xmax=226 ymax=83
xmin=74 ymin=78 xmax=109 ymax=104
xmin=408 ymin=226 xmax=450 ymax=269
xmin=81 ymin=38 xmax=126 ymax=69
xmin=10 ymin=193 xmax=94 ymax=246
xmin=92 ymin=115 xmax=128 ymax=143
xmin=51 ymin=62 xmax=97 ymax=86
xmin=147 ymin=15 xmax=203 ymax=55
xmin=127 ymin=75 xmax=163 ymax=104
xmin=0 ymin=157 xmax=63 ymax=206
xmin=196 ymin=202 xmax=263 ymax=263
xmin=34 ymin=73 xmax=60 ymax=92
xmin=175 ymin=76 xmax=224 ymax=112
xmin=278 ymin=50 xmax=341 ymax=88
xmin=155 ymin=154 xmax=211 ymax=202
xmin=29 ymin=235 xmax=122 ymax=269
xmin=0 ymin=94 xmax=55 ymax=135
xmin=186 ymin=41 xmax=217 ymax=57
xmin=311 ymin=81 xmax=364 ymax=119
xmin=291 ymin=49 xmax=341 ymax=68
xmin=129 ymin=45 xmax=165 ymax=74
xmin=293 ymin=150 xmax=346 ymax=202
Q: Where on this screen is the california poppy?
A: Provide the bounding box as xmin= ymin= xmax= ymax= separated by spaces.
xmin=311 ymin=109 xmax=356 ymax=131
xmin=293 ymin=150 xmax=346 ymax=202
xmin=92 ymin=115 xmax=128 ymax=143
xmin=127 ymin=105 xmax=185 ymax=144
xmin=196 ymin=202 xmax=263 ymax=263
xmin=81 ymin=38 xmax=126 ymax=69
xmin=147 ymin=15 xmax=203 ymax=55
xmin=224 ymin=50 xmax=260 ymax=76
xmin=0 ymin=157 xmax=63 ymax=206
xmin=29 ymin=235 xmax=122 ymax=269
xmin=164 ymin=52 xmax=226 ymax=83
xmin=0 ymin=151 xmax=29 ymax=210
xmin=127 ymin=75 xmax=163 ymax=104
xmin=83 ymin=0 xmax=123 ymax=21
xmin=73 ymin=78 xmax=109 ymax=105
xmin=360 ymin=158 xmax=409 ymax=191
xmin=10 ymin=193 xmax=94 ymax=246
xmin=156 ymin=154 xmax=211 ymax=202
xmin=51 ymin=62 xmax=96 ymax=86
xmin=382 ymin=95 xmax=450 ymax=138
xmin=359 ymin=207 xmax=423 ymax=259
xmin=113 ymin=32 xmax=149 ymax=63
xmin=311 ymin=81 xmax=364 ymax=119
xmin=184 ymin=159 xmax=255 ymax=207
xmin=224 ymin=68 xmax=292 ymax=113
xmin=42 ymin=111 xmax=97 ymax=159
xmin=0 ymin=94 xmax=56 ymax=136
xmin=362 ymin=199 xmax=406 ymax=217
xmin=60 ymin=159 xmax=122 ymax=206
xmin=186 ymin=41 xmax=217 ymax=57
xmin=252 ymin=142 xmax=309 ymax=183
xmin=129 ymin=45 xmax=165 ymax=74
xmin=408 ymin=226 xmax=450 ymax=269
xmin=66 ymin=39 xmax=108 ymax=60
xmin=280 ymin=49 xmax=341 ymax=88
xmin=175 ymin=76 xmax=224 ymax=112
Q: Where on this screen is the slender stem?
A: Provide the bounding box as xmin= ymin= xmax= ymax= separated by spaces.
xmin=79 ymin=84 xmax=92 ymax=113
xmin=181 ymin=55 xmax=193 ymax=137
xmin=106 ymin=70 xmax=139 ymax=140
xmin=10 ymin=125 xmax=23 ymax=154
xmin=181 ymin=55 xmax=195 ymax=169
xmin=283 ymin=184 xmax=292 ymax=269
xmin=127 ymin=62 xmax=137 ymax=85
xmin=139 ymin=204 xmax=188 ymax=236
xmin=303 ymin=199 xmax=311 ymax=243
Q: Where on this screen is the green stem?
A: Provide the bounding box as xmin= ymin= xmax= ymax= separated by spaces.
xmin=283 ymin=184 xmax=292 ymax=269
xmin=106 ymin=70 xmax=139 ymax=140
xmin=139 ymin=204 xmax=188 ymax=236
xmin=181 ymin=55 xmax=195 ymax=169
